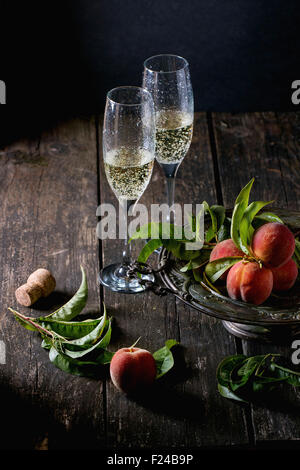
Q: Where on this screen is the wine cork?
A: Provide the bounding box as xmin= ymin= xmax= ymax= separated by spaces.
xmin=15 ymin=268 xmax=56 ymax=307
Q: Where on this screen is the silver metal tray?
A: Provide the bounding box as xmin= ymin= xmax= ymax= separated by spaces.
xmin=158 ymin=208 xmax=300 ymax=342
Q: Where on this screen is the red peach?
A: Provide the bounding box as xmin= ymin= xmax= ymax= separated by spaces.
xmin=227 ymin=261 xmax=273 ymax=305
xmin=251 ymin=222 xmax=295 ymax=268
xmin=271 ymin=258 xmax=298 ymax=291
xmin=110 ymin=347 xmax=156 ymax=394
xmin=209 ymin=239 xmax=244 ymax=280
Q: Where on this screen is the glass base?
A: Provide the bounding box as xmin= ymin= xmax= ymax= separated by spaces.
xmin=98 ymin=263 xmax=154 ymax=294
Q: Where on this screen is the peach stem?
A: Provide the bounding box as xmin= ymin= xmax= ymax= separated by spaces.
xmin=129 ymin=336 xmax=141 ymax=351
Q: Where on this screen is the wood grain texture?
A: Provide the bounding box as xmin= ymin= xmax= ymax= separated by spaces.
xmin=99 ymin=112 xmax=248 ymax=448
xmin=0 ymin=117 xmax=103 ymax=449
xmin=0 ymin=112 xmax=299 ymax=449
xmin=211 ymin=112 xmax=300 ymax=208
xmin=211 ymin=111 xmax=300 ymax=445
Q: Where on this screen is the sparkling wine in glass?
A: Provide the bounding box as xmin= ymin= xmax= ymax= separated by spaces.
xmin=143 ymin=54 xmax=194 ymax=220
xmin=99 ymin=86 xmax=155 ymax=293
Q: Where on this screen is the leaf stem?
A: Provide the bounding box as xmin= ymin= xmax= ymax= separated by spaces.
xmin=8 ymin=308 xmax=54 ymax=338
xmin=242 ymin=254 xmax=261 ymax=266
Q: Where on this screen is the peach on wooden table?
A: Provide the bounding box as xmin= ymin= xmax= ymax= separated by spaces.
xmin=110 ymin=347 xmax=157 ymax=394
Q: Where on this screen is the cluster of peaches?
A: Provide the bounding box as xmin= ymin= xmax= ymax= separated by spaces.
xmin=209 ymin=222 xmax=298 ymax=305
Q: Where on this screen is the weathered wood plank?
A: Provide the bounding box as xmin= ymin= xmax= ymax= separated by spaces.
xmin=0 ymin=117 xmax=104 ymax=449
xmin=99 ymin=112 xmax=249 ymax=448
xmin=212 ymin=111 xmax=300 ymax=445
xmin=4 ymin=112 xmax=298 ymax=449
xmin=211 ymin=112 xmax=300 ymax=208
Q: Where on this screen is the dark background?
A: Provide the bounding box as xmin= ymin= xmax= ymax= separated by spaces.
xmin=1 ymin=0 xmax=300 ymax=139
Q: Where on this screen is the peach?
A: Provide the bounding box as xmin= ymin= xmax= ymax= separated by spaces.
xmin=209 ymin=239 xmax=244 ymax=280
xmin=227 ymin=261 xmax=273 ymax=305
xmin=110 ymin=347 xmax=156 ymax=394
xmin=251 ymin=222 xmax=295 ymax=268
xmin=271 ymin=258 xmax=298 ymax=291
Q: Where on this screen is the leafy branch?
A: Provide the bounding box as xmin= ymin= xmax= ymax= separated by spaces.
xmin=204 ymin=178 xmax=284 ymax=283
xmin=9 ymin=267 xmax=113 ymax=378
xmin=217 ymin=354 xmax=300 ymax=403
xmin=132 ymin=178 xmax=286 ymax=290
xmin=10 ymin=267 xmax=179 ymax=381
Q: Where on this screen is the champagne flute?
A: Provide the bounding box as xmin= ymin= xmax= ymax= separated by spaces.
xmin=143 ymin=54 xmax=194 ymax=221
xmin=99 ymin=86 xmax=155 ymax=293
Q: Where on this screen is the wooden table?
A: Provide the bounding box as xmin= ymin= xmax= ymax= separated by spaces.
xmin=1 ymin=112 xmax=300 ymax=451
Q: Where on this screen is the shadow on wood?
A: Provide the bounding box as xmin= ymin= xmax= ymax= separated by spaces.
xmin=125 ymin=347 xmax=208 ymax=423
xmin=129 ymin=382 xmax=206 ymax=423
xmin=0 ymin=380 xmax=105 ymax=449
xmin=31 ymin=291 xmax=71 ymax=312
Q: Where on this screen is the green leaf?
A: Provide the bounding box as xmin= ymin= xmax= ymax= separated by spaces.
xmin=205 ymin=256 xmax=243 ymax=283
xmin=134 ymin=217 xmax=206 ymax=264
xmin=9 ymin=308 xmax=57 ymax=337
xmin=93 ymin=318 xmax=112 ymax=350
xmin=238 ymin=355 xmax=266 ymax=377
xmin=216 ymin=355 xmax=247 ymax=387
xmin=270 ymin=363 xmax=300 ymax=386
xmin=162 ymin=239 xmax=183 ymax=258
xmin=130 ymin=222 xmax=185 ymax=242
xmin=230 ymin=178 xmax=255 ymax=254
xmin=45 ymin=266 xmax=88 ymax=321
xmin=234 ymin=178 xmax=255 ymax=207
xmin=41 ymin=337 xmax=53 ymax=350
xmin=180 ymin=251 xmax=210 ymax=272
xmin=187 ymin=213 xmax=196 ymax=233
xmin=193 ymin=268 xmax=203 ymax=283
xmin=195 ymin=206 xmax=205 ymax=242
xmin=12 ymin=310 xmax=107 ymax=343
xmin=294 ymin=239 xmax=300 ymax=267
xmin=13 ymin=312 xmax=39 ymax=332
xmin=231 ymin=201 xmax=249 ymax=254
xmin=239 ymin=201 xmax=273 ymax=248
xmin=162 ymin=239 xmax=200 ymax=261
xmin=217 ymin=217 xmax=231 ymax=242
xmin=10 ymin=269 xmax=114 ymax=379
xmin=129 ymin=222 xmax=160 ymax=240
xmin=203 ymin=272 xmax=221 ymax=293
xmin=230 ymin=355 xmax=266 ymax=391
xmin=217 ymin=353 xmax=300 ymax=403
xmin=66 ymin=304 xmax=107 ymax=347
xmin=153 ymin=339 xmax=179 ymax=379
xmin=137 ymin=239 xmax=163 ymax=264
xmin=210 ymin=205 xmax=226 ymax=231
xmin=93 ymin=349 xmax=114 ymax=365
xmin=217 ymin=383 xmax=248 ymax=403
xmin=39 ymin=316 xmax=106 ymax=340
xmin=203 ymin=201 xmax=218 ymax=242
xmin=49 ymin=346 xmax=100 ymax=378
xmin=186 ymin=208 xmax=205 ymax=243
xmin=254 ymin=211 xmax=284 ymax=225
xmin=62 ymin=318 xmax=113 ymax=359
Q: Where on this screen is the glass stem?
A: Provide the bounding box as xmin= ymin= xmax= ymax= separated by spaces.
xmin=166 ymin=176 xmax=175 ymax=223
xmin=120 ymin=199 xmax=134 ymax=265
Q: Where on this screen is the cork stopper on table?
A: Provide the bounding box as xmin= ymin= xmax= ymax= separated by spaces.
xmin=15 ymin=268 xmax=56 ymax=307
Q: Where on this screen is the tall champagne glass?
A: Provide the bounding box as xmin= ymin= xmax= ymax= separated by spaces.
xmin=143 ymin=54 xmax=194 ymax=220
xmin=99 ymin=86 xmax=155 ymax=293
